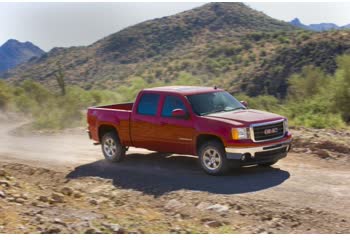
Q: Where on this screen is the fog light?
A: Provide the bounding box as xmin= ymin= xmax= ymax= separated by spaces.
xmin=241 ymin=153 xmax=251 ymax=161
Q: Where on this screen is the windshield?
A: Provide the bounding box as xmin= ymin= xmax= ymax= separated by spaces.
xmin=187 ymin=91 xmax=246 ymax=116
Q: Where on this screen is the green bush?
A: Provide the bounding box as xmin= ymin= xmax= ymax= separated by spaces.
xmin=2 ymin=54 xmax=350 ymax=130
xmin=0 ymin=81 xmax=13 ymax=110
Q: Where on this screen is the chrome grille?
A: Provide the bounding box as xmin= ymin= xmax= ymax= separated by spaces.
xmin=251 ymin=120 xmax=285 ymax=142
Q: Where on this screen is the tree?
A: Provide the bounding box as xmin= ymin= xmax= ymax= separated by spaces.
xmin=332 ymin=55 xmax=350 ymax=122
xmin=54 ymin=62 xmax=66 ymax=96
xmin=287 ymin=66 xmax=328 ymax=101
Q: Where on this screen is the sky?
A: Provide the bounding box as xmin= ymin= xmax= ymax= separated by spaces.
xmin=1 ymin=2 xmax=350 ymax=51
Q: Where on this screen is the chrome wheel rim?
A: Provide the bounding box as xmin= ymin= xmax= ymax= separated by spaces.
xmin=103 ymin=137 xmax=117 ymax=158
xmin=203 ymin=148 xmax=221 ymax=170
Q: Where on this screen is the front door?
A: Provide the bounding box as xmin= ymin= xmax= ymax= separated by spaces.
xmin=154 ymin=95 xmax=195 ymax=154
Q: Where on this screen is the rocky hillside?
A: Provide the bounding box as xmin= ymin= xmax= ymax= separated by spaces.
xmin=0 ymin=39 xmax=44 ymax=73
xmin=3 ymin=3 xmax=350 ymax=98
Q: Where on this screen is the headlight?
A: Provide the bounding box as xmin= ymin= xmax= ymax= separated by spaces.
xmin=232 ymin=128 xmax=250 ymax=140
xmin=284 ymin=119 xmax=289 ymax=132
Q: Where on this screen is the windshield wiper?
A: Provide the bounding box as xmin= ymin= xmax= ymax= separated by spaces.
xmin=200 ymin=109 xmax=225 ymax=116
xmin=200 ymin=107 xmax=246 ymax=116
xmin=225 ymin=107 xmax=246 ymax=112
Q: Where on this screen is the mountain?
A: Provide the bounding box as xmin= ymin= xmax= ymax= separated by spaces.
xmin=1 ymin=3 xmax=296 ymax=87
xmin=3 ymin=3 xmax=350 ymax=98
xmin=342 ymin=24 xmax=350 ymax=29
xmin=290 ymin=18 xmax=309 ymax=30
xmin=0 ymin=39 xmax=44 ymax=73
xmin=290 ymin=18 xmax=350 ymax=31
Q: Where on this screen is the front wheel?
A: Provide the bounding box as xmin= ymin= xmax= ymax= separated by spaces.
xmin=199 ymin=140 xmax=229 ymax=175
xmin=101 ymin=132 xmax=126 ymax=162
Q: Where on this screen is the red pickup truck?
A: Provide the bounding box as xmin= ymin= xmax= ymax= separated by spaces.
xmin=87 ymin=86 xmax=292 ymax=175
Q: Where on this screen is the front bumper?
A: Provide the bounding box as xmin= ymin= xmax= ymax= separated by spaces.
xmin=225 ymin=139 xmax=292 ymax=166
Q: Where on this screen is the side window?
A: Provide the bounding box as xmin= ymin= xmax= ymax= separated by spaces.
xmin=161 ymin=95 xmax=187 ymax=117
xmin=137 ymin=93 xmax=160 ymax=116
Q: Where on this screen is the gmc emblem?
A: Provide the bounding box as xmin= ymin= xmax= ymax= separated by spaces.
xmin=264 ymin=127 xmax=278 ymax=135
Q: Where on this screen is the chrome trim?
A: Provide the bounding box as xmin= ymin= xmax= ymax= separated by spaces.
xmin=250 ymin=119 xmax=285 ymax=143
xmin=225 ymin=139 xmax=291 ymax=158
xmin=178 ymin=137 xmax=192 ymax=141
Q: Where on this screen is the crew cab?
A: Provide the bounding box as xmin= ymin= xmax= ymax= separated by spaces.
xmin=87 ymin=86 xmax=292 ymax=175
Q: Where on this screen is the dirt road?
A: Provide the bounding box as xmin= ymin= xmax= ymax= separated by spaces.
xmin=0 ymin=120 xmax=349 ymax=233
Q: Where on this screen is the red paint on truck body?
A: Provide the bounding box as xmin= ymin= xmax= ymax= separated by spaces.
xmin=87 ymin=86 xmax=292 ymax=155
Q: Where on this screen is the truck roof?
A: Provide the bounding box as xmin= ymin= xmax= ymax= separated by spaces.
xmin=143 ymin=86 xmax=223 ymax=95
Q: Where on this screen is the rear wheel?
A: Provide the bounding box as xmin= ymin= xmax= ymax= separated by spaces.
xmin=199 ymin=140 xmax=229 ymax=175
xmin=101 ymin=132 xmax=126 ymax=162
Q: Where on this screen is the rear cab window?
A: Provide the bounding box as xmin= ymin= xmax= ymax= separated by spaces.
xmin=137 ymin=93 xmax=160 ymax=116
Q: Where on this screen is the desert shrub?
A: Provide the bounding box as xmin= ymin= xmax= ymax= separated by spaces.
xmin=234 ymin=93 xmax=281 ymax=112
xmin=173 ymin=72 xmax=202 ymax=86
xmin=287 ymin=66 xmax=328 ymax=101
xmin=0 ymin=81 xmax=13 ymax=110
xmin=283 ymin=55 xmax=350 ymax=127
xmin=331 ymin=55 xmax=350 ymax=121
xmin=116 ymin=77 xmax=149 ymax=101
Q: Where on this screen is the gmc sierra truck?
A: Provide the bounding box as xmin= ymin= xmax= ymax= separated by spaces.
xmin=87 ymin=86 xmax=292 ymax=175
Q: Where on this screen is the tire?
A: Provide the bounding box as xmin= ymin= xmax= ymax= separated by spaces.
xmin=198 ymin=140 xmax=229 ymax=175
xmin=258 ymin=160 xmax=278 ymax=167
xmin=101 ymin=131 xmax=126 ymax=162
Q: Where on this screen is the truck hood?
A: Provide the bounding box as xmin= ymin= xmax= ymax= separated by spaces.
xmin=203 ymin=109 xmax=284 ymax=126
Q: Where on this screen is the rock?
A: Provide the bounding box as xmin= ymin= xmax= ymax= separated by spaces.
xmin=35 ymin=216 xmax=45 ymax=224
xmin=20 ymin=193 xmax=29 ymax=200
xmin=85 ymin=228 xmax=101 ymax=234
xmin=204 ymin=220 xmax=223 ymax=228
xmin=13 ymin=182 xmax=22 ymax=188
xmin=0 ymin=169 xmax=7 ymax=177
xmin=53 ymin=218 xmax=67 ymax=227
xmin=196 ymin=202 xmax=211 ymax=210
xmin=206 ymin=204 xmax=230 ymax=213
xmin=60 ymin=187 xmax=73 ymax=196
xmin=43 ymin=226 xmax=62 ymax=234
xmin=38 ymin=196 xmax=49 ymax=202
xmin=235 ymin=210 xmax=246 ymax=216
xmin=164 ymin=199 xmax=185 ymax=210
xmin=14 ymin=197 xmax=26 ymax=204
xmin=17 ymin=225 xmax=26 ymax=230
xmin=0 ymin=191 xmax=5 ymax=198
xmin=73 ymin=192 xmax=82 ymax=198
xmin=0 ymin=180 xmax=10 ymax=187
xmin=89 ymin=199 xmax=98 ymax=205
xmin=255 ymin=227 xmax=266 ymax=234
xmin=313 ymin=149 xmax=330 ymax=159
xmin=268 ymin=217 xmax=282 ymax=228
xmin=102 ymin=223 xmax=124 ymax=233
xmin=51 ymin=192 xmax=64 ymax=203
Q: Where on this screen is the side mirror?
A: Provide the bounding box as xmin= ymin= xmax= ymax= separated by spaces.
xmin=240 ymin=100 xmax=248 ymax=108
xmin=171 ymin=109 xmax=187 ymax=119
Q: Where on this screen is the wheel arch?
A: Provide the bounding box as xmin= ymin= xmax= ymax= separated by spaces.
xmin=98 ymin=125 xmax=119 ymax=142
xmin=196 ymin=134 xmax=224 ymax=155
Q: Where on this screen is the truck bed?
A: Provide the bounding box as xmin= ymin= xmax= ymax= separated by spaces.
xmin=94 ymin=102 xmax=133 ymax=111
xmin=87 ymin=102 xmax=134 ymax=145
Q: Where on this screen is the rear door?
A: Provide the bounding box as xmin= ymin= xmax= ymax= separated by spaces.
xmin=130 ymin=92 xmax=161 ymax=150
xmin=154 ymin=94 xmax=195 ymax=154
